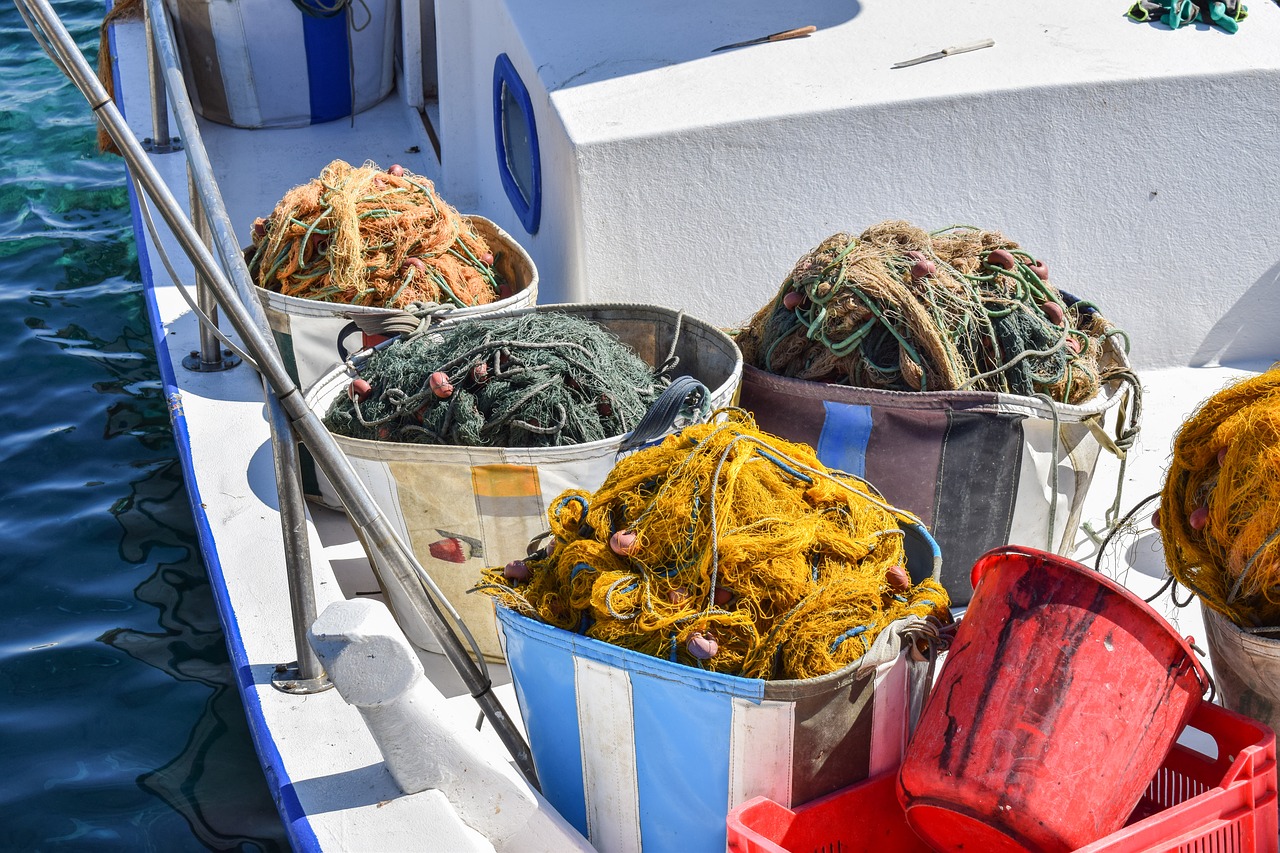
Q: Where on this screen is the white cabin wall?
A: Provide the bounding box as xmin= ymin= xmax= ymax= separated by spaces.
xmin=436 ymin=0 xmax=1280 ymax=370
xmin=434 ymin=0 xmax=586 ymax=302
xmin=567 ymin=73 xmax=1280 ymax=370
xmin=434 ymin=0 xmax=481 ymax=210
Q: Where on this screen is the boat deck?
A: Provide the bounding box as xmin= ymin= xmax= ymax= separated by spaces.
xmin=110 ymin=9 xmax=1270 ymax=849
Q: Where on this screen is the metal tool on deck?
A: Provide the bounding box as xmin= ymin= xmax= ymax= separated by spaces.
xmin=892 ymin=38 xmax=995 ymax=69
xmin=713 ymin=25 xmax=815 ymax=52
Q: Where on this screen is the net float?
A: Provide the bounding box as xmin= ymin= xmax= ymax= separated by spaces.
xmin=886 ymin=564 xmax=911 ymax=591
xmin=609 ymin=529 xmax=639 ymax=556
xmin=429 ymin=371 xmax=453 ymax=398
xmin=687 ymin=631 xmax=719 ymax=660
xmin=1189 ymin=505 xmax=1209 ymax=531
xmin=905 ymin=251 xmax=935 ymax=280
xmin=1030 ymin=259 xmax=1050 ymax=280
xmin=1066 ymin=335 xmax=1081 ymax=355
xmin=482 ymin=252 xmax=494 ymax=266
xmin=910 ymin=258 xmax=936 ymax=280
xmin=1217 ymin=447 xmax=1228 ymax=465
xmin=986 ymin=248 xmax=1017 ymax=270
xmin=782 ymin=291 xmax=804 ymax=310
xmin=714 ymin=587 xmax=733 ymax=606
xmin=1041 ymin=301 xmax=1065 ymax=325
xmin=471 ymin=363 xmax=489 ymax=384
xmin=348 ymin=378 xmax=372 ymax=402
xmin=1152 ymin=508 xmax=1162 ymax=529
xmin=503 ymin=560 xmax=530 ymax=581
xmin=388 ymin=163 xmax=405 ymax=177
xmin=668 ymin=586 xmax=688 ymax=604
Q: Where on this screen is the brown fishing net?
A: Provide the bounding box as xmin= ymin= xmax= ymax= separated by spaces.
xmin=479 ymin=412 xmax=950 ymax=680
xmin=247 ymin=159 xmax=503 ymax=309
xmin=736 ymin=221 xmax=1126 ymax=404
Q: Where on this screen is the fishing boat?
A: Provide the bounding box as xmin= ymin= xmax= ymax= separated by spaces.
xmin=17 ymin=0 xmax=1280 ymax=849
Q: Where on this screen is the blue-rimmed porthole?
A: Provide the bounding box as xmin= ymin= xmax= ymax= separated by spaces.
xmin=493 ymin=54 xmax=541 ymax=234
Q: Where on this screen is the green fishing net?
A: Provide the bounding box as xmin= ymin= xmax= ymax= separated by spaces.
xmin=323 ymin=312 xmax=669 ymax=447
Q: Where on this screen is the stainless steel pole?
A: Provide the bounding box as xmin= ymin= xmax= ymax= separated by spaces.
xmin=266 ymin=392 xmax=329 ymax=691
xmin=141 ymin=0 xmax=176 ymax=153
xmin=182 ymin=164 xmax=239 ymax=372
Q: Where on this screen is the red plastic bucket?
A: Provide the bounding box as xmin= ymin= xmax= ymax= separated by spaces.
xmin=897 ymin=546 xmax=1208 ymax=852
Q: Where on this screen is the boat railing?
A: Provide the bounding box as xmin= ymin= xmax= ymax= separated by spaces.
xmin=137 ymin=0 xmax=329 ymax=692
xmin=14 ymin=0 xmax=541 ymax=789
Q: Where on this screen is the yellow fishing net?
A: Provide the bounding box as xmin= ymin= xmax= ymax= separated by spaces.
xmin=1159 ymin=367 xmax=1280 ymax=628
xmin=478 ymin=412 xmax=950 ymax=679
xmin=247 ymin=159 xmax=502 ymax=309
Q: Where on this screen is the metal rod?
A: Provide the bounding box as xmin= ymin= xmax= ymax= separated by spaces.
xmin=187 ymin=164 xmax=227 ymax=368
xmin=17 ymin=0 xmax=539 ymax=787
xmin=141 ymin=0 xmax=174 ymax=153
xmin=266 ymin=393 xmax=329 ymax=688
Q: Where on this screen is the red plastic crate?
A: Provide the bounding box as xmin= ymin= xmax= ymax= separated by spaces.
xmin=727 ymin=701 xmax=1277 ymax=853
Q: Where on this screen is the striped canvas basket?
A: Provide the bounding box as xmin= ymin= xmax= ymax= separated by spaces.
xmin=739 ymin=336 xmax=1137 ymax=607
xmin=495 ymin=604 xmax=939 ymax=853
xmin=165 ymin=0 xmax=397 ymax=128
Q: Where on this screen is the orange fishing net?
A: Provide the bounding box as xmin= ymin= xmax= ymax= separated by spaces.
xmin=247 ymin=159 xmax=502 ymax=309
xmin=1159 ymin=367 xmax=1280 ymax=628
xmin=479 ymin=411 xmax=950 ymax=679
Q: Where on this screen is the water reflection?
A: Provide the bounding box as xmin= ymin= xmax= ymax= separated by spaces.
xmin=100 ymin=459 xmax=286 ymax=852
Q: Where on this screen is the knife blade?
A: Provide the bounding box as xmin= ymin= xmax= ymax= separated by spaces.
xmin=892 ymin=38 xmax=995 ymax=69
xmin=712 ymin=25 xmax=816 ymax=53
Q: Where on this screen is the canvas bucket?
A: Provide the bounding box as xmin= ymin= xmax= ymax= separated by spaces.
xmin=305 ymin=303 xmax=743 ymax=661
xmin=1203 ymin=604 xmax=1280 ymax=737
xmin=257 ymin=216 xmax=537 ymax=398
xmin=494 ymin=551 xmax=942 ymax=853
xmin=166 ymin=0 xmax=397 ymax=128
xmin=738 ymin=334 xmax=1136 ymax=607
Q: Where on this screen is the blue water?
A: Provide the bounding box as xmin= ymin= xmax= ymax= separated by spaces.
xmin=0 ymin=1 xmax=286 ymax=849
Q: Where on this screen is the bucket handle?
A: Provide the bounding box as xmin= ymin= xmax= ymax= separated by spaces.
xmin=617 ymin=376 xmax=711 ymax=454
xmin=1184 ymin=636 xmax=1217 ymax=702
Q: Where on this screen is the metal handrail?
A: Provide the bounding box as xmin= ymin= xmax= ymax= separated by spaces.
xmin=14 ymin=0 xmax=540 ymax=788
xmin=138 ymin=0 xmax=323 ymax=687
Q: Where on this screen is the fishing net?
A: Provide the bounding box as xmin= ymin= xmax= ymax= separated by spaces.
xmin=247 ymin=159 xmax=504 ymax=309
xmin=735 ymin=221 xmax=1126 ymax=404
xmin=478 ymin=411 xmax=950 ymax=680
xmin=323 ymin=311 xmax=669 ymax=447
xmin=1158 ymin=367 xmax=1280 ymax=628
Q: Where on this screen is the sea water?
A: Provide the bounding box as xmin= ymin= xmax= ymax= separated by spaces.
xmin=0 ymin=0 xmax=286 ymax=848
